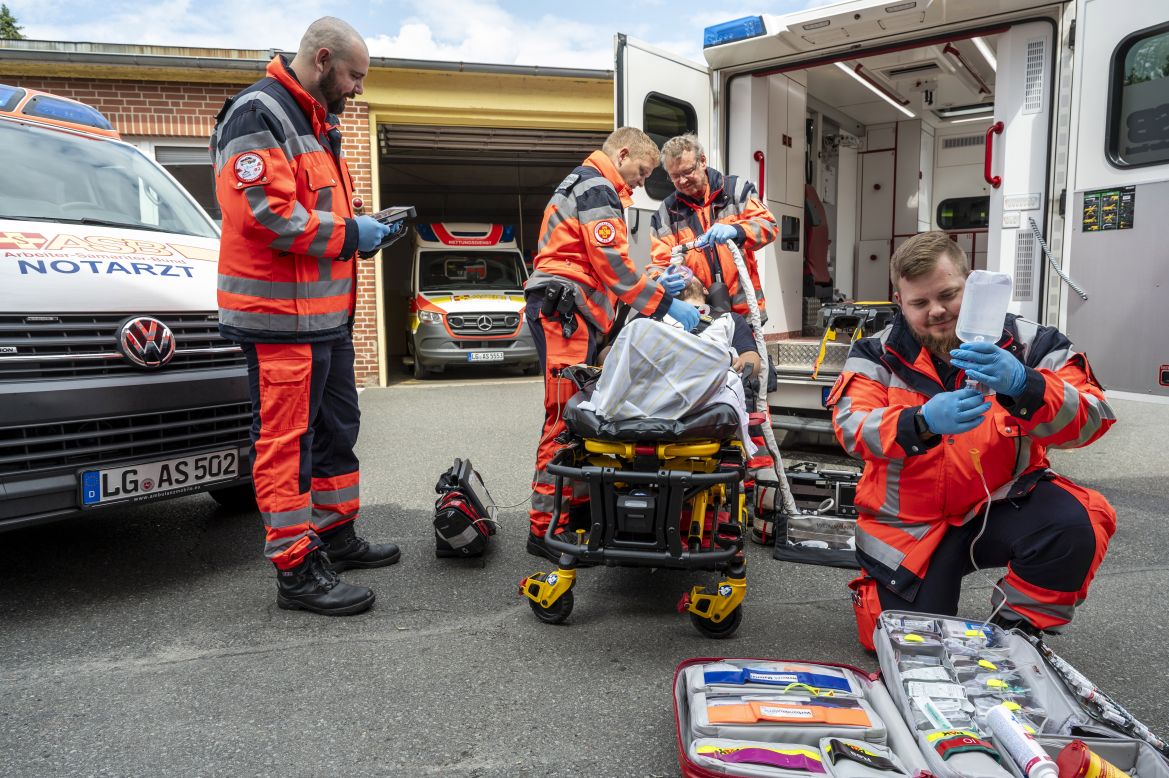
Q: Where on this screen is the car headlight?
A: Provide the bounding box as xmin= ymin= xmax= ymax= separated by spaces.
xmin=418 ymin=310 xmax=443 ymax=324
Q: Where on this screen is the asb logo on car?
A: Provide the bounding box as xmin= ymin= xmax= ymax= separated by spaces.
xmin=118 ymin=316 xmax=176 ymax=368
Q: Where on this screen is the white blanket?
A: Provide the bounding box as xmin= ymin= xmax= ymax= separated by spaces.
xmin=583 ymin=317 xmax=756 ymax=456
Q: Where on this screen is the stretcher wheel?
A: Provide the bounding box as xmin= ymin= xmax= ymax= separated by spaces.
xmin=529 ymin=589 xmax=574 ymax=625
xmin=690 ymin=606 xmax=742 ymax=639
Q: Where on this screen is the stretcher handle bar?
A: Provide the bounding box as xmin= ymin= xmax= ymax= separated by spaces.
xmin=984 ymin=121 xmax=1004 ymax=189
xmin=545 ymin=461 xmax=742 ymax=486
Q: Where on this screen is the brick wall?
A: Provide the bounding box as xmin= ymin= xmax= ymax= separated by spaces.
xmin=2 ymin=74 xmax=382 ymax=385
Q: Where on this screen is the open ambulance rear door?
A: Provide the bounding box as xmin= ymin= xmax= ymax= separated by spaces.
xmin=614 ymin=35 xmax=712 ymax=262
xmin=1060 ymin=0 xmax=1169 ymax=398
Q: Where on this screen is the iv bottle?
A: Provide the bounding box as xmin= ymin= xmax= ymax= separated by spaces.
xmin=987 ymin=704 xmax=1058 ymax=778
xmin=956 ymin=270 xmax=1014 ymax=343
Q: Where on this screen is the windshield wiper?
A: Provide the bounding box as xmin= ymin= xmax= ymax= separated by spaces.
xmin=73 ymin=217 xmax=159 ymax=232
xmin=4 ymin=214 xmax=175 ymax=233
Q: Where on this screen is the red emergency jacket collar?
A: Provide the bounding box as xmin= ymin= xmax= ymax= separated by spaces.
xmin=878 ymin=310 xmax=1022 ymax=396
xmin=266 ymin=55 xmax=335 ymax=135
xmin=584 ymin=150 xmax=633 ymax=209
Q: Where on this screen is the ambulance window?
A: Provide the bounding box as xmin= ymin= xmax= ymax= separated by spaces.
xmin=643 ymin=93 xmax=697 ymax=200
xmin=1107 ymin=23 xmax=1169 ymax=168
xmin=936 ymin=197 xmax=990 ymax=230
xmin=155 ymin=145 xmax=221 ymax=221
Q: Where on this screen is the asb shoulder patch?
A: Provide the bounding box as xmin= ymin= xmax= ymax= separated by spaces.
xmin=592 ymin=220 xmax=617 ymax=245
xmin=234 ymin=152 xmax=265 ymax=184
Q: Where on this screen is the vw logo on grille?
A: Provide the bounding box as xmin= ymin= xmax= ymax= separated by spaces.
xmin=476 ymin=315 xmax=494 ymax=331
xmin=118 ymin=317 xmax=176 ymax=368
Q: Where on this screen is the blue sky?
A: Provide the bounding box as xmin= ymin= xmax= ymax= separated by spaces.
xmin=7 ymin=0 xmax=822 ymax=69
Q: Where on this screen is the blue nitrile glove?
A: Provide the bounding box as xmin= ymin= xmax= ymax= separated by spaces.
xmin=660 ymin=270 xmax=687 ymax=296
xmin=355 ymin=215 xmax=391 ymax=252
xmin=695 ymin=223 xmax=739 ymax=247
xmin=950 ymin=341 xmax=1028 ymax=397
xmin=921 ymin=386 xmax=992 ymax=435
xmin=667 ymin=298 xmax=701 ymax=332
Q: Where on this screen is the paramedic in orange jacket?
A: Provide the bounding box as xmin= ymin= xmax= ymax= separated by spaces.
xmin=828 ymin=232 xmax=1116 ymax=647
xmin=650 ymin=134 xmax=778 ymax=322
xmin=524 ymin=127 xmax=700 ymax=560
xmin=212 ymin=18 xmax=400 ymax=616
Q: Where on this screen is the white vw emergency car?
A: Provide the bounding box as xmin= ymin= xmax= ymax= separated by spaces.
xmin=0 ymin=84 xmax=252 ymax=531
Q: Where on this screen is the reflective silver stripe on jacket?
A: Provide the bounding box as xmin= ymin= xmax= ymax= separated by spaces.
xmin=218 ymin=274 xmax=352 ymax=300
xmin=219 ymin=309 xmax=350 ymax=333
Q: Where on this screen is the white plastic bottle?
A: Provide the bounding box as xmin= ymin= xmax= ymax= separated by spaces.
xmin=956 ymin=270 xmax=1014 ymax=343
xmin=986 ymin=704 xmax=1058 ymax=778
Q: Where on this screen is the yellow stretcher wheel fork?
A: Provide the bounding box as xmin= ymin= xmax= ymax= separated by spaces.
xmin=519 ymin=567 xmax=577 ymax=625
xmin=678 ymin=573 xmax=746 ymax=639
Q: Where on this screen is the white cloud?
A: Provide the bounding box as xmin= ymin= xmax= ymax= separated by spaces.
xmin=365 ymin=1 xmax=616 ymax=69
xmin=5 ymin=0 xmax=795 ymax=68
xmin=12 ymin=0 xmax=327 ymax=51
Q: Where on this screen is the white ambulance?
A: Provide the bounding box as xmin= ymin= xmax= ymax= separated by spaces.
xmin=0 ymin=85 xmax=252 ymax=532
xmin=406 ymin=223 xmax=538 ymax=378
xmin=617 ymin=0 xmax=1169 ymax=438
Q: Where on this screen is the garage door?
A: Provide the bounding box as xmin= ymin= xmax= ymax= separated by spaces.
xmin=378 ymin=123 xmax=610 ymax=236
xmin=378 ymin=124 xmax=611 ymax=365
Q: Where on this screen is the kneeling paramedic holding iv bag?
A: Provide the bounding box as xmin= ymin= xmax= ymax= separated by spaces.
xmin=827 ymin=231 xmax=1117 ymax=650
xmin=523 ymin=127 xmax=700 ymax=561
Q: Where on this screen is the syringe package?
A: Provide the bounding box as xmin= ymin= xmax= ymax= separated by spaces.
xmin=672 ymin=616 xmax=1169 ymax=777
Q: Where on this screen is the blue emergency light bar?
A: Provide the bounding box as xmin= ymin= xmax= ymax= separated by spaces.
xmin=23 ymin=95 xmax=114 ymax=130
xmin=416 ymin=224 xmax=438 ymax=242
xmin=704 ymin=16 xmax=766 ymax=48
xmin=501 ymin=225 xmax=515 ymax=242
xmin=0 ymin=84 xmax=24 ymax=112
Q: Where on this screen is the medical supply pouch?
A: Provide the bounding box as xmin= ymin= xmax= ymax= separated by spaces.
xmin=871 ymin=611 xmax=1169 ymax=778
xmin=674 ymin=658 xmax=932 ymax=778
xmin=771 ymin=462 xmax=862 ymax=568
xmin=432 ymin=457 xmax=497 ymax=558
xmin=674 ymin=638 xmax=1169 ymax=778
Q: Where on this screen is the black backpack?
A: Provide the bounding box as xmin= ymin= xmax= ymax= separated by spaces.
xmin=433 ymin=458 xmax=497 ymax=558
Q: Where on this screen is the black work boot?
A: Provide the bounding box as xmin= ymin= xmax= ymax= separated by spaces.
xmin=319 ymin=522 xmax=401 ymax=572
xmin=276 ymin=550 xmax=375 ymax=616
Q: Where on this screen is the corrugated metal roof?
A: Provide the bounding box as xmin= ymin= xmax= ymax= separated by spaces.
xmin=0 ymin=39 xmax=612 ymax=79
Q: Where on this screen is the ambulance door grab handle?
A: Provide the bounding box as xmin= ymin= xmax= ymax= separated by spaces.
xmin=754 ymin=151 xmax=765 ymax=200
xmin=984 ymin=122 xmax=1004 ymax=189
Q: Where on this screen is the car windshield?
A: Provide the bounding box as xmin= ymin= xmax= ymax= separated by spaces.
xmin=418 ymin=250 xmax=527 ymax=292
xmin=0 ymin=120 xmax=218 ymax=239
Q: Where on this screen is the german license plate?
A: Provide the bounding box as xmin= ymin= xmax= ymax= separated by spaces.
xmin=80 ymin=449 xmax=240 ymax=507
xmin=467 ymin=351 xmax=504 ymax=362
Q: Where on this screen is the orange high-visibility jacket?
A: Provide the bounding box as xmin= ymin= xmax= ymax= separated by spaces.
xmin=211 ymin=56 xmax=360 ymax=343
xmin=649 ymin=168 xmax=777 ymax=321
xmin=525 ymin=150 xmax=671 ymax=333
xmin=827 ymin=313 xmax=1116 ymax=601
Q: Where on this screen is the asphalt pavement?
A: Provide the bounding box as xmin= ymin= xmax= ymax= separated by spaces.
xmin=1 ymin=369 xmax=1166 ymax=777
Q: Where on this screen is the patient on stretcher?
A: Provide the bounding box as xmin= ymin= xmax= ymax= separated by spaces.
xmin=575 ymin=286 xmax=759 ymax=456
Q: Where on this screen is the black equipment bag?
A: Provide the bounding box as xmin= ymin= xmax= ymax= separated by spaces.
xmin=433 ymin=458 xmax=497 ymax=558
xmin=770 ymin=461 xmax=862 ymax=569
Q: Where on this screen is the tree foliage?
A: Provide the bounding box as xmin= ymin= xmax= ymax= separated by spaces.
xmin=0 ymin=4 xmax=24 ymax=40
